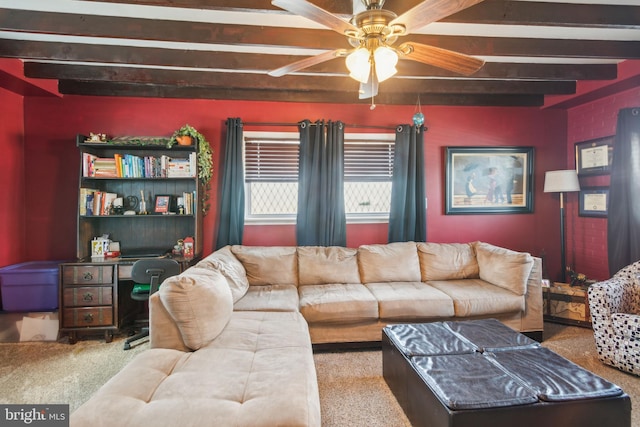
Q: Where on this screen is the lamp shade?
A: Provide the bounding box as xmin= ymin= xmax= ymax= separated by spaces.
xmin=543 ymin=170 xmax=581 ymax=193
xmin=373 ymin=46 xmax=398 ymax=82
xmin=346 ymin=48 xmax=371 ymax=83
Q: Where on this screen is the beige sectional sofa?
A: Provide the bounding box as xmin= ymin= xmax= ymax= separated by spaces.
xmin=200 ymin=241 xmax=543 ymax=344
xmin=71 ymin=241 xmax=542 ymax=427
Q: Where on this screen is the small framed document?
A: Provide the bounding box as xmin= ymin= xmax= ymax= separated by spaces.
xmin=575 ymin=136 xmax=614 ymax=176
xmin=579 ymin=187 xmax=609 ymax=218
xmin=154 ymin=195 xmax=171 ymax=214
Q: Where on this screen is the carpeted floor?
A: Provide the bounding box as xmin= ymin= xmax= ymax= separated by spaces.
xmin=0 ymin=319 xmax=638 ymax=426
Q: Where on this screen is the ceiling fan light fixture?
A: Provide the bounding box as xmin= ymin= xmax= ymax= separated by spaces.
xmin=346 ymin=47 xmax=371 ymax=83
xmin=373 ymin=45 xmax=398 ymax=82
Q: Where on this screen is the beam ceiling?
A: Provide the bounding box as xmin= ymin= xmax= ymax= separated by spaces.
xmin=0 ymin=0 xmax=638 ymax=106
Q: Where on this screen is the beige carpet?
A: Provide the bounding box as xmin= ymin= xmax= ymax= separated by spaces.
xmin=0 ymin=323 xmax=638 ymax=426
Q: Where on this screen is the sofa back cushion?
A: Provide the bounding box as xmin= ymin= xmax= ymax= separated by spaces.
xmin=358 ymin=242 xmax=421 ymax=283
xmin=231 ymin=246 xmax=298 ymax=286
xmin=298 ymin=246 xmax=361 ymax=286
xmin=195 ymin=246 xmax=249 ymax=303
xmin=158 ymin=267 xmax=233 ymax=350
xmin=417 ymin=242 xmax=479 ymax=281
xmin=475 ymin=242 xmax=534 ymax=296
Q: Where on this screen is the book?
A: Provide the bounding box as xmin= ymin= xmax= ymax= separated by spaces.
xmin=85 ymin=191 xmax=95 ymax=216
xmin=102 ymin=192 xmax=118 ymax=215
xmin=92 ymin=191 xmax=102 ymax=216
xmin=79 ymin=188 xmax=97 ymax=215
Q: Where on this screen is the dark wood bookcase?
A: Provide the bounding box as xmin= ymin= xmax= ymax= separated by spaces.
xmin=75 ymin=134 xmax=203 ymax=260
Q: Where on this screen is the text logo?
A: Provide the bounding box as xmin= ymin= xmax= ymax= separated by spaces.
xmin=0 ymin=405 xmax=68 ymax=427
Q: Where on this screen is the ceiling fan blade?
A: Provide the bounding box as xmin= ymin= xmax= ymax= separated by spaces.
xmin=390 ymin=0 xmax=485 ymax=34
xmin=398 ymin=42 xmax=484 ymax=76
xmin=272 ymin=0 xmax=358 ymax=35
xmin=269 ymin=49 xmax=348 ymax=77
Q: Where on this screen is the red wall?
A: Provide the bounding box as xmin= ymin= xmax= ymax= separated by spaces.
xmin=3 ymin=60 xmax=638 ymax=282
xmin=19 ymin=96 xmax=567 ymax=277
xmin=0 ymin=86 xmax=26 ymax=266
xmin=566 ymin=85 xmax=640 ymax=281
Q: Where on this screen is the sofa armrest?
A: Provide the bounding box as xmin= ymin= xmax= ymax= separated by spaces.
xmin=149 ymin=292 xmax=190 ymax=351
xmin=612 ymin=312 xmax=640 ymax=340
xmin=589 ymin=275 xmax=640 ymax=325
xmin=589 ymin=278 xmax=627 ymax=322
xmin=521 ymin=256 xmax=543 ymax=333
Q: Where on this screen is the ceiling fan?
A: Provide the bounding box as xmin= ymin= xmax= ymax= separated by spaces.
xmin=269 ymin=0 xmax=486 ymax=100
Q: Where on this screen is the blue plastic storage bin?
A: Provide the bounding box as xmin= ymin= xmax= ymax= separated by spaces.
xmin=0 ymin=261 xmax=61 ymax=312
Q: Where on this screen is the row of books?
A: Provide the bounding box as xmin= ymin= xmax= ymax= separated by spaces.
xmin=80 ymin=189 xmax=117 ymax=216
xmin=180 ymin=191 xmax=196 ymax=215
xmin=82 ymin=152 xmax=197 ymax=178
xmin=79 ymin=189 xmax=198 ymax=216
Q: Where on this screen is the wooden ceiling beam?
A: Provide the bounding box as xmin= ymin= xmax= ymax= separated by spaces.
xmin=25 ymin=62 xmax=576 ymax=95
xmin=1 ymin=9 xmax=638 ymax=59
xmin=57 ymin=79 xmax=545 ymax=106
xmin=444 ymin=0 xmax=640 ymax=29
xmin=3 ymin=39 xmax=635 ymax=76
xmin=74 ymin=0 xmax=640 ymax=29
xmin=78 ymin=0 xmax=354 ymax=15
xmin=24 ymin=59 xmax=616 ymax=83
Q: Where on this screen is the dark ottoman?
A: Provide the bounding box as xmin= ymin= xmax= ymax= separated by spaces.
xmin=382 ymin=319 xmax=630 ymax=427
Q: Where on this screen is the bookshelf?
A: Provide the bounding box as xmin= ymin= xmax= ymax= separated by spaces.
xmin=59 ymin=135 xmax=203 ymax=342
xmin=75 ymin=134 xmax=203 ymax=260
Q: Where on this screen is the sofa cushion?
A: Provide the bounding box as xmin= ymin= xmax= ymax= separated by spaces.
xmin=298 ymin=246 xmax=361 ymax=286
xmin=234 ymin=284 xmax=300 ymax=312
xmin=358 ymin=242 xmax=421 ymax=283
xmin=364 ymin=282 xmax=455 ymax=320
xmin=159 ymin=268 xmax=233 ymax=350
xmin=231 ymin=246 xmax=298 ymax=286
xmin=417 ymin=242 xmax=479 ymax=281
xmin=428 ymin=279 xmax=525 ymax=317
xmin=299 ymin=283 xmax=378 ymax=323
xmin=475 ymin=242 xmax=534 ymax=296
xmin=196 ymin=245 xmax=249 ymax=303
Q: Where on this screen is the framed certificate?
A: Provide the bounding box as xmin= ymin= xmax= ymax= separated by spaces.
xmin=575 ymin=136 xmax=614 ymax=176
xmin=579 ymin=187 xmax=609 ymax=218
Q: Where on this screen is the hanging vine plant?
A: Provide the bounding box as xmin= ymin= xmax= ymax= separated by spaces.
xmin=170 ymin=124 xmax=213 ymax=216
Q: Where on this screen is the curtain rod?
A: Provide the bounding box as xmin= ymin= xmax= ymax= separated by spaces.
xmin=242 ymin=121 xmax=398 ymax=131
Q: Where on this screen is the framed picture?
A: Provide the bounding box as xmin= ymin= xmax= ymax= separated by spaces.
xmin=579 ymin=187 xmax=609 ymax=218
xmin=445 ymin=146 xmax=534 ymax=214
xmin=575 ymin=136 xmax=614 ymax=176
xmin=154 ymin=195 xmax=171 ymax=214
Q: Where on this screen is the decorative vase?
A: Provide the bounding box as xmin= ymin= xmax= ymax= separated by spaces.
xmin=176 ymin=135 xmax=193 ymax=146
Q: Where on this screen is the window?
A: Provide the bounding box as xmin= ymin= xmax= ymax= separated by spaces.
xmin=244 ymin=131 xmax=395 ymax=224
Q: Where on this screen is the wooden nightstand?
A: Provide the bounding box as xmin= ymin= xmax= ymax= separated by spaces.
xmin=543 ymin=282 xmax=592 ymax=328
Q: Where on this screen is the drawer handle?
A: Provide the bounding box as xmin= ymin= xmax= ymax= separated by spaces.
xmin=84 ymin=313 xmax=94 ymax=323
xmin=83 ymin=293 xmax=93 ymax=302
xmin=83 ymin=272 xmax=93 ymax=281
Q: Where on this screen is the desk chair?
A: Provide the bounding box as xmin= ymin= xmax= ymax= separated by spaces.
xmin=124 ymin=258 xmax=181 ymax=350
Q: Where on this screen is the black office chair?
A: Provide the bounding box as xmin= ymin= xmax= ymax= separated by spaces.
xmin=124 ymin=258 xmax=181 ymax=350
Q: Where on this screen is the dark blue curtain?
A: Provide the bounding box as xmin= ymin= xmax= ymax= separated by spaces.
xmin=215 ymin=118 xmax=245 ymax=249
xmin=296 ymin=119 xmax=347 ymax=247
xmin=608 ymin=107 xmax=640 ymax=275
xmin=388 ymin=124 xmax=426 ymax=243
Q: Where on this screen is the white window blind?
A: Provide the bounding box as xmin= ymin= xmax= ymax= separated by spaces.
xmin=245 ymin=133 xmax=394 ymax=182
xmin=243 ymin=131 xmax=395 ymax=223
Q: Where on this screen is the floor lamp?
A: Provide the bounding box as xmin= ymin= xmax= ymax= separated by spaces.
xmin=544 ymin=170 xmax=581 ymax=282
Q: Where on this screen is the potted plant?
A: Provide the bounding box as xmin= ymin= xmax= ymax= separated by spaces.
xmin=170 ymin=124 xmax=199 ymax=146
xmin=170 ymin=124 xmax=213 ymax=215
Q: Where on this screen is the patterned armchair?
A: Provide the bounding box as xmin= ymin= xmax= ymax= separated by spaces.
xmin=588 ymin=260 xmax=640 ymax=375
